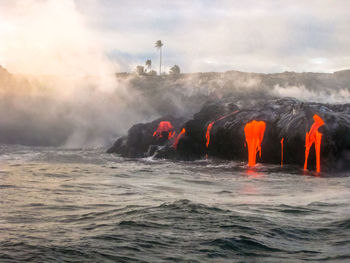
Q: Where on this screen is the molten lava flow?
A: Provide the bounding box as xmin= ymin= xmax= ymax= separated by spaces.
xmin=153 ymin=121 xmax=175 ymax=139
xmin=280 ymin=138 xmax=284 ymax=167
xmin=244 ymin=120 xmax=266 ymax=167
xmin=169 ymin=131 xmax=176 ymax=139
xmin=304 ymin=114 xmax=325 ymax=173
xmin=173 ymin=128 xmax=186 ymax=149
xmin=205 ymin=110 xmax=239 ymax=148
xmin=205 ymin=122 xmax=214 ymax=148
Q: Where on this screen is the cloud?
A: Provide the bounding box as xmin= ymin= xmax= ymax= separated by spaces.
xmin=0 ymin=0 xmax=118 ymax=80
xmin=73 ymin=0 xmax=350 ymax=73
xmin=2 ymin=0 xmax=349 ymax=73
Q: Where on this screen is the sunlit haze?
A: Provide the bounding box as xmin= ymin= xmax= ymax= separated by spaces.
xmin=1 ymin=0 xmax=350 ymax=74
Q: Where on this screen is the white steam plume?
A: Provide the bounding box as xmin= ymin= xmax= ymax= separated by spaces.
xmin=0 ymin=0 xmax=158 ymax=148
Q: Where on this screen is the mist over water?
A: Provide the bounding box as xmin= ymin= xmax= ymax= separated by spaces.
xmin=1 ymin=68 xmax=350 ymax=148
xmin=0 ymin=0 xmax=350 ymax=149
xmin=0 ymin=0 xmax=161 ymax=147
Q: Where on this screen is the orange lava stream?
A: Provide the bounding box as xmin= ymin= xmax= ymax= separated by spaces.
xmin=205 ymin=110 xmax=239 ymax=148
xmin=153 ymin=121 xmax=176 ymax=139
xmin=169 ymin=131 xmax=176 ymax=139
xmin=173 ymin=128 xmax=186 ymax=149
xmin=205 ymin=122 xmax=214 ymax=148
xmin=280 ymin=138 xmax=284 ymax=167
xmin=244 ymin=120 xmax=266 ymax=167
xmin=304 ymin=114 xmax=325 ymax=173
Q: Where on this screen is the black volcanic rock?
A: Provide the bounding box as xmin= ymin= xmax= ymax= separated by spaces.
xmin=180 ymin=97 xmax=350 ymax=170
xmin=108 ymin=97 xmax=350 ymax=171
xmin=107 ymin=116 xmax=187 ymax=158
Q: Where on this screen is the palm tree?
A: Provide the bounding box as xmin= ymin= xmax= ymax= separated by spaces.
xmin=145 ymin=59 xmax=152 ymax=73
xmin=155 ymin=40 xmax=163 ymax=75
xmin=169 ymin=65 xmax=180 ymax=75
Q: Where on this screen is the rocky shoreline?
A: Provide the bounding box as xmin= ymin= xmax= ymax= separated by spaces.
xmin=108 ymin=97 xmax=350 ymax=172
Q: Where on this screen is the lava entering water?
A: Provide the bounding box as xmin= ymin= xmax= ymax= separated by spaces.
xmin=173 ymin=128 xmax=186 ymax=149
xmin=281 ymin=138 xmax=284 ymax=167
xmin=205 ymin=122 xmax=214 ymax=148
xmin=153 ymin=121 xmax=176 ymax=139
xmin=205 ymin=110 xmax=239 ymax=148
xmin=304 ymin=114 xmax=325 ymax=173
xmin=244 ymin=120 xmax=266 ymax=167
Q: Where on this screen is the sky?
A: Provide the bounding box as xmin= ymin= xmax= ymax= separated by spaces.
xmin=1 ymin=0 xmax=350 ymax=74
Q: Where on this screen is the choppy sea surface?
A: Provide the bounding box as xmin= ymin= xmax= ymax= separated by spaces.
xmin=0 ymin=145 xmax=350 ymax=262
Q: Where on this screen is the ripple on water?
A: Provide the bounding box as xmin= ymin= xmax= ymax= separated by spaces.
xmin=1 ymin=147 xmax=350 ymax=262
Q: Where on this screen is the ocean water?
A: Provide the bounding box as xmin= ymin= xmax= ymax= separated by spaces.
xmin=0 ymin=145 xmax=350 ymax=262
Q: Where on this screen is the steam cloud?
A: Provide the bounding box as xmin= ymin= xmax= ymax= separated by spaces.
xmin=0 ymin=0 xmax=349 ymax=148
xmin=0 ymin=0 xmax=160 ymax=147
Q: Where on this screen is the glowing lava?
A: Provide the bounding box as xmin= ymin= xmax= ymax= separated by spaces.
xmin=281 ymin=138 xmax=284 ymax=167
xmin=244 ymin=120 xmax=266 ymax=167
xmin=173 ymin=128 xmax=186 ymax=149
xmin=205 ymin=110 xmax=239 ymax=148
xmin=205 ymin=122 xmax=214 ymax=148
xmin=304 ymin=114 xmax=325 ymax=173
xmin=153 ymin=121 xmax=176 ymax=139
